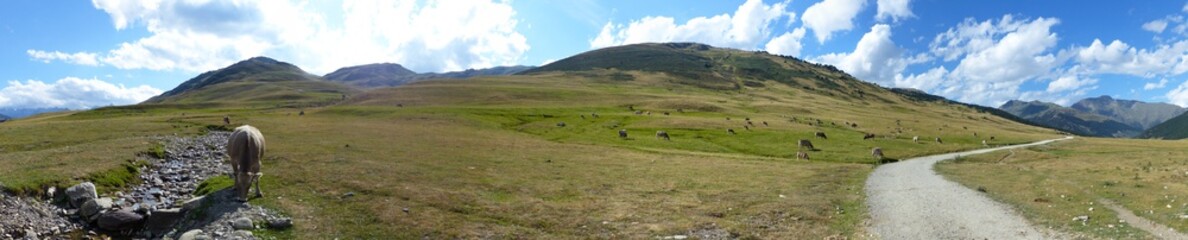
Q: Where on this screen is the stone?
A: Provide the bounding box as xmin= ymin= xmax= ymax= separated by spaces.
xmin=65 ymin=182 xmax=97 ymax=208
xmin=231 ymin=217 xmax=254 ymax=230
xmin=144 ymin=208 xmax=185 ymax=236
xmin=97 ymin=209 xmax=145 ymax=231
xmin=231 ymin=230 xmax=253 ymax=238
xmin=178 ymin=229 xmax=208 ymax=240
xmin=267 ymin=218 xmax=293 ymax=229
xmin=180 ymin=196 xmax=205 ymax=212
xmin=79 ymin=197 xmax=113 ymax=222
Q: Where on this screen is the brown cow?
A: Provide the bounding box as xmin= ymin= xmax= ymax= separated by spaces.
xmin=796 ymin=151 xmax=810 ymax=160
xmin=863 ymin=133 xmax=876 ymax=140
xmin=935 ymin=137 xmax=943 ymax=144
xmin=815 ymin=132 xmax=828 ymax=139
xmin=872 ymin=147 xmax=884 ymax=161
xmin=727 ymin=129 xmax=736 ymax=135
xmin=227 ymin=125 xmax=265 ymax=201
xmin=656 ymin=131 xmax=670 ymax=141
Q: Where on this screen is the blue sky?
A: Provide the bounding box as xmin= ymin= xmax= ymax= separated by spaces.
xmin=4 ymin=0 xmax=1188 ymax=109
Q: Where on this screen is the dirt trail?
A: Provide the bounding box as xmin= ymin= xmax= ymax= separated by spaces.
xmin=865 ymin=137 xmax=1072 ymax=239
xmin=1098 ymin=198 xmax=1188 ymax=240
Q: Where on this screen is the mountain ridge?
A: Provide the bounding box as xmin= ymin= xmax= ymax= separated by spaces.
xmin=1000 ymin=99 xmax=1141 ymax=137
xmin=324 ymin=64 xmax=532 ymax=88
xmin=142 ymin=56 xmax=356 ymax=104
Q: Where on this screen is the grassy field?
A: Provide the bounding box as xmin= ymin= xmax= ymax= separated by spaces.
xmin=0 ymin=45 xmax=1063 ymax=238
xmin=938 ymin=138 xmax=1188 ymax=239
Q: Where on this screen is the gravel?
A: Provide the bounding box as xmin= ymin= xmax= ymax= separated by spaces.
xmin=865 ymin=137 xmax=1072 ymax=239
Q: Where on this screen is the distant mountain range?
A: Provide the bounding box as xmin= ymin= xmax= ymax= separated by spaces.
xmin=324 ymin=63 xmax=532 ymax=88
xmin=0 ymin=107 xmax=70 ymax=119
xmin=142 ymin=56 xmax=357 ymax=104
xmin=999 ymin=96 xmax=1185 ymax=137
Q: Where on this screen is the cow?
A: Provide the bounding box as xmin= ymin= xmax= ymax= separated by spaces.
xmin=815 ymin=132 xmax=828 ymax=139
xmin=912 ymin=136 xmax=919 ymax=143
xmin=798 ymin=139 xmax=815 ymax=150
xmin=872 ymin=147 xmax=884 ymax=161
xmin=656 ymin=131 xmax=671 ymax=141
xmin=935 ymin=137 xmax=943 ymax=144
xmin=762 ymin=121 xmax=769 ymax=126
xmin=591 ymin=112 xmax=600 ymax=118
xmin=727 ymin=129 xmax=736 ymax=135
xmin=863 ymin=133 xmax=876 ymax=140
xmin=223 ymin=116 xmax=231 ymax=125
xmin=796 ymin=151 xmax=810 ymax=160
xmin=619 ymin=129 xmax=628 ymax=138
xmin=982 ymin=140 xmax=988 ymax=146
xmin=227 ymin=125 xmax=266 ymax=201
xmin=556 ymin=122 xmax=566 ymax=127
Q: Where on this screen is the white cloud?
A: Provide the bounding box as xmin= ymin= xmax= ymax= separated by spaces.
xmin=893 ymin=66 xmax=947 ymax=91
xmin=1166 ymin=79 xmax=1188 ymax=107
xmin=0 ymin=77 xmax=162 ymax=109
xmin=875 ymin=0 xmax=914 ymax=22
xmin=801 ymin=0 xmax=866 ymax=43
xmin=1145 ymin=78 xmax=1170 ymax=90
xmin=589 ymin=0 xmax=792 ymax=49
xmin=1144 ymin=19 xmax=1169 ymax=33
xmin=1072 ymin=38 xmax=1188 ymax=77
xmin=1046 ymin=75 xmax=1096 ymax=93
xmin=814 ymin=24 xmax=925 ymax=85
xmin=764 ymin=27 xmax=807 ymax=56
xmin=35 ymin=0 xmax=529 ymax=74
xmin=26 ymin=50 xmax=101 ymax=66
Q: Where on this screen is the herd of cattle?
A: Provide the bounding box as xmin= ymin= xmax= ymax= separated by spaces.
xmin=561 ymin=106 xmax=996 ymax=162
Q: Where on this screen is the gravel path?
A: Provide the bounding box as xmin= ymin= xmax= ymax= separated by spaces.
xmin=866 ymin=137 xmax=1072 ymax=239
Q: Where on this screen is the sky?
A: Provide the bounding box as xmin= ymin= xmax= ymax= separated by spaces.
xmin=4 ymin=0 xmax=1188 ymax=109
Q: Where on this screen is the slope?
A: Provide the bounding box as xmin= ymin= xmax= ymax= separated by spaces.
xmin=1000 ymin=100 xmax=1140 ymax=137
xmin=1070 ymin=95 xmax=1186 ymax=130
xmin=325 ymin=63 xmax=532 ymax=88
xmin=143 ymin=57 xmax=357 ymax=105
xmin=1139 ymin=110 xmax=1188 ymax=139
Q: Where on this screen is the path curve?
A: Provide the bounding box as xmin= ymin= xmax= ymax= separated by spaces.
xmin=866 ymin=137 xmax=1072 ymax=239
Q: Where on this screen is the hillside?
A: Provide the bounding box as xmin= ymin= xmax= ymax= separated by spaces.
xmin=1139 ymin=110 xmax=1188 ymax=139
xmin=1071 ymin=95 xmax=1185 ymax=130
xmin=325 ymin=63 xmax=532 ymax=88
xmin=1000 ymin=100 xmax=1141 ymax=137
xmin=142 ymin=57 xmax=357 ymax=105
xmin=0 ymin=113 xmax=8 ymax=122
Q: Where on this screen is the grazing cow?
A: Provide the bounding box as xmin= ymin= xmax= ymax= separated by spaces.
xmin=592 ymin=112 xmax=599 ymax=118
xmin=990 ymin=136 xmax=995 ymax=140
xmin=223 ymin=116 xmax=231 ymax=125
xmin=982 ymin=140 xmax=988 ymax=146
xmin=747 ymin=121 xmax=754 ymax=126
xmin=762 ymin=121 xmax=769 ymax=126
xmin=872 ymin=147 xmax=884 ymax=161
xmin=619 ymin=129 xmax=628 ymax=138
xmin=863 ymin=133 xmax=876 ymax=140
xmin=726 ymin=117 xmax=731 ymax=120
xmin=973 ymin=132 xmax=978 ymax=137
xmin=798 ymin=139 xmax=815 ymax=150
xmin=656 ymin=131 xmax=670 ymax=141
xmin=299 ymin=111 xmax=305 ymax=116
xmin=227 ymin=125 xmax=266 ymax=201
xmin=745 ymin=117 xmax=751 ymax=121
xmin=556 ymin=122 xmax=566 ymax=127
xmin=727 ymin=129 xmax=736 ymax=135
xmin=580 ymin=115 xmax=586 ymax=119
xmin=663 ymin=112 xmax=670 ymax=116
xmin=935 ymin=137 xmax=943 ymax=144
xmin=815 ymin=132 xmax=828 ymax=139
xmin=646 ymin=111 xmax=652 ymax=115
xmin=628 ymin=105 xmax=635 ymax=111
xmin=796 ymin=151 xmax=810 ymax=160
xmin=912 ymin=136 xmax=919 ymax=143
xmin=744 ymin=125 xmax=750 ymax=130
xmin=851 ymin=123 xmax=858 ymax=128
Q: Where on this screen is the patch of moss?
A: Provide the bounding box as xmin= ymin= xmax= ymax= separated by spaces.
xmin=142 ymin=142 xmax=166 ymax=159
xmin=87 ymin=159 xmax=148 ymax=193
xmin=194 ymin=175 xmax=233 ymax=196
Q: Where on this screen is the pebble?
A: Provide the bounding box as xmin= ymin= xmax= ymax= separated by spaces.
xmin=231 ymin=217 xmax=254 ymax=230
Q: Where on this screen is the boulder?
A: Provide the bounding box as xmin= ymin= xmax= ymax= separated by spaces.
xmin=79 ymin=197 xmax=113 ymax=222
xmin=97 ymin=209 xmax=145 ymax=232
xmin=179 ymin=196 xmax=205 ymax=212
xmin=65 ymin=182 xmax=97 ymax=208
xmin=230 ymin=217 xmax=254 ymax=230
xmin=178 ymin=229 xmax=209 ymax=240
xmin=267 ymin=218 xmax=293 ymax=229
xmin=144 ymin=208 xmax=185 ymax=236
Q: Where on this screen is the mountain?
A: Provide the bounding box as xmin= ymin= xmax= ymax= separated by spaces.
xmin=1070 ymin=95 xmax=1186 ymax=130
xmin=1000 ymin=100 xmax=1141 ymax=137
xmin=0 ymin=107 xmax=69 ymax=119
xmin=0 ymin=113 xmax=8 ymax=122
xmin=143 ymin=57 xmax=357 ymax=104
xmin=1139 ymin=111 xmax=1188 ymax=139
xmin=324 ymin=64 xmax=532 ymax=88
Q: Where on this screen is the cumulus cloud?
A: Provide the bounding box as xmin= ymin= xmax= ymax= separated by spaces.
xmin=814 ymin=24 xmax=925 ymax=85
xmin=875 ymin=0 xmax=914 ymax=22
xmin=1046 ymin=75 xmax=1096 ymax=93
xmin=764 ymin=27 xmax=807 ymax=56
xmin=1144 ymin=19 xmax=1169 ymax=33
xmin=1166 ymin=79 xmax=1188 ymax=107
xmin=1072 ymin=38 xmax=1188 ymax=77
xmin=26 ymin=50 xmax=101 ymax=66
xmin=1145 ymin=78 xmax=1170 ymax=90
xmin=32 ymin=0 xmax=529 ymax=74
xmin=0 ymin=77 xmax=162 ymax=109
xmin=801 ymin=0 xmax=866 ymax=43
xmin=590 ymin=0 xmax=792 ymax=49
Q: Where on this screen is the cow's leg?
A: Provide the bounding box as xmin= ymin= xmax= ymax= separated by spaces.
xmin=252 ymin=172 xmax=264 ymax=198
